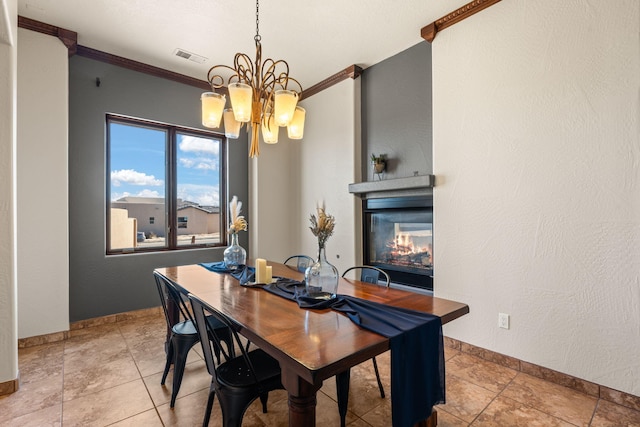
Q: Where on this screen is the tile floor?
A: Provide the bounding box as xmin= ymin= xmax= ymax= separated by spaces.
xmin=2 ymin=313 xmax=639 ymax=426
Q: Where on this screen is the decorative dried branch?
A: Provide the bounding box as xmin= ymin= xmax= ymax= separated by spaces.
xmin=309 ymin=206 xmax=335 ymax=248
xmin=228 ymin=195 xmax=248 ymax=234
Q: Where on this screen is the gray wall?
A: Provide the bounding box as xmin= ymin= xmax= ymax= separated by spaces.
xmin=361 ymin=42 xmax=432 ymax=180
xmin=69 ymin=56 xmax=249 ymax=321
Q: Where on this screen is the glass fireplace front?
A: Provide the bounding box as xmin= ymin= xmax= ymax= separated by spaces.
xmin=363 ymin=196 xmax=433 ymax=291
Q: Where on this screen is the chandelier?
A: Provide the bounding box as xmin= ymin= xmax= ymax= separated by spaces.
xmin=200 ymin=0 xmax=306 ymax=157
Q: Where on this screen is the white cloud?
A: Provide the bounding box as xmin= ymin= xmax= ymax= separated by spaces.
xmin=179 ymin=158 xmax=195 ymax=168
xmin=111 ymin=169 xmax=163 ymax=187
xmin=179 ymin=156 xmax=218 ymax=171
xmin=111 ymin=189 xmax=162 ymax=201
xmin=137 ymin=189 xmax=162 ymax=198
xmin=179 ymin=136 xmax=219 ymax=155
xmin=177 ymin=183 xmax=219 ymax=206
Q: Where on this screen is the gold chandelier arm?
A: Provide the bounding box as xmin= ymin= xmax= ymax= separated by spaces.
xmin=233 ymin=52 xmax=255 ymax=85
xmin=207 ymin=64 xmax=239 ymax=89
xmin=280 ymin=75 xmax=303 ymax=97
xmin=249 ymin=122 xmax=260 ymax=157
xmin=260 ymin=58 xmax=282 ymax=91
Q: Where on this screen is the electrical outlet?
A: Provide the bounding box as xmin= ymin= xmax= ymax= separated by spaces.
xmin=498 ymin=313 xmax=510 ymax=329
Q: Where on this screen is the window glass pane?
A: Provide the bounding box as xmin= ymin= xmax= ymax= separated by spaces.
xmin=109 ymin=122 xmax=167 ymax=250
xmin=175 ymin=132 xmax=222 ymax=247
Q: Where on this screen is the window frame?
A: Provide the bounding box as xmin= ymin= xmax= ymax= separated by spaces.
xmin=106 ymin=113 xmax=227 ymax=254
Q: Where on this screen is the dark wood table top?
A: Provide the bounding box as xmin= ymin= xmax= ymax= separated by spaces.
xmin=156 ymin=261 xmax=469 ymax=386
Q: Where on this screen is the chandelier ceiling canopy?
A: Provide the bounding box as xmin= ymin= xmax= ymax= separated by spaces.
xmin=201 ymin=0 xmax=305 ymax=157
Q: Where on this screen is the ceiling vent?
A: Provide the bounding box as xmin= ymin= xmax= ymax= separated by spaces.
xmin=173 ymin=49 xmax=207 ymax=64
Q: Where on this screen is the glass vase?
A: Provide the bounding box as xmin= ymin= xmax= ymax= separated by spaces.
xmin=223 ymin=233 xmax=246 ymax=271
xmin=304 ymin=244 xmax=339 ymax=300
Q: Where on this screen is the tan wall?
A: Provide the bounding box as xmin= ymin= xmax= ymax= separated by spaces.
xmin=110 ymin=208 xmax=136 ymax=249
xmin=177 ymin=207 xmax=219 ymax=235
xmin=111 ymin=202 xmax=165 ymax=237
xmin=207 ymin=212 xmax=220 ymax=234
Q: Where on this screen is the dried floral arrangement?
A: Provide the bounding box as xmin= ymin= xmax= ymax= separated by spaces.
xmin=309 ymin=206 xmax=335 ymax=248
xmin=228 ymin=195 xmax=248 ymax=234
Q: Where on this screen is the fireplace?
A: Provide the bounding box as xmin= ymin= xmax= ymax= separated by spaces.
xmin=363 ymin=196 xmax=433 ymax=292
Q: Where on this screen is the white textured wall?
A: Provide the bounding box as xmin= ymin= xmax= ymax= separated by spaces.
xmin=0 ymin=0 xmax=18 ymax=384
xmin=16 ymin=29 xmax=69 ymax=337
xmin=251 ymin=78 xmax=361 ymax=274
xmin=296 ymin=79 xmax=362 ymax=273
xmin=249 ymin=127 xmax=296 ymax=263
xmin=433 ymin=0 xmax=640 ymax=396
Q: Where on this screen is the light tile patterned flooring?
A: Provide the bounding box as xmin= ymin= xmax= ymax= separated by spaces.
xmin=2 ymin=313 xmax=639 ymax=426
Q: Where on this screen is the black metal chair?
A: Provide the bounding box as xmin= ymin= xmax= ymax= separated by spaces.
xmin=283 ymin=254 xmax=315 ymax=272
xmin=154 ymin=271 xmax=233 ymax=408
xmin=189 ymin=293 xmax=285 ymax=427
xmin=336 ymin=266 xmax=391 ymax=426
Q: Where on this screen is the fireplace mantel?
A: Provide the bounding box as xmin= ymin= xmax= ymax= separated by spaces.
xmin=348 ymin=175 xmax=435 ymax=199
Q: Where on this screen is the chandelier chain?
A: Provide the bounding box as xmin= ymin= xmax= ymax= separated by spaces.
xmin=254 ymin=0 xmax=261 ymax=43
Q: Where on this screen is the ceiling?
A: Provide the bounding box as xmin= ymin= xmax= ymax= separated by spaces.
xmin=17 ymin=0 xmax=469 ymax=90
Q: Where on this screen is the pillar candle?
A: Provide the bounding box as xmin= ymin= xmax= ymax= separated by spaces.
xmin=265 ymin=266 xmax=273 ymax=283
xmin=255 ymin=258 xmax=267 ymax=283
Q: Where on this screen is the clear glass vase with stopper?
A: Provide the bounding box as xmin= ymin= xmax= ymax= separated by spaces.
xmin=304 ymin=244 xmax=339 ymax=300
xmin=223 ymin=232 xmax=246 ymax=271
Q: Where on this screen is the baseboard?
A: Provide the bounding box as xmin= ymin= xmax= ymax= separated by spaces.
xmin=0 ymin=375 xmax=19 ymax=396
xmin=17 ymin=306 xmax=162 ymax=348
xmin=444 ymin=336 xmax=640 ymax=413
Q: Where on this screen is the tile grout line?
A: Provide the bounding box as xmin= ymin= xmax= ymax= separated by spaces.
xmin=115 ymin=320 xmax=168 ymax=426
xmin=587 ymin=399 xmax=601 ymax=427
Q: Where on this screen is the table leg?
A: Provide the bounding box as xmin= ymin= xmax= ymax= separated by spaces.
xmin=336 ymin=369 xmax=351 ymax=427
xmin=281 ymin=369 xmax=321 ymax=427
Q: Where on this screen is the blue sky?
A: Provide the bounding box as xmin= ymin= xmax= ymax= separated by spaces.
xmin=109 ymin=122 xmax=221 ymax=206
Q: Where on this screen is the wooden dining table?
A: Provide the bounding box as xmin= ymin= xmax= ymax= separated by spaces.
xmin=155 ymin=260 xmax=469 ymax=427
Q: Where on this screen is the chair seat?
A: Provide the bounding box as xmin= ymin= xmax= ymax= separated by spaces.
xmin=172 ymin=315 xmax=228 ymax=336
xmin=218 ymin=348 xmax=282 ymax=388
xmin=172 ymin=320 xmax=197 ymax=335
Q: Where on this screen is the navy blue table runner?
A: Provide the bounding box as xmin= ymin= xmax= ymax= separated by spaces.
xmin=199 ymin=264 xmax=445 ymax=426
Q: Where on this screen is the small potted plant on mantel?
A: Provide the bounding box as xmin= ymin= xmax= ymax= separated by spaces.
xmin=370 ymin=153 xmax=386 ymax=174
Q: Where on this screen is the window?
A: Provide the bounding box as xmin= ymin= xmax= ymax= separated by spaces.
xmin=106 ymin=114 xmax=226 ymax=253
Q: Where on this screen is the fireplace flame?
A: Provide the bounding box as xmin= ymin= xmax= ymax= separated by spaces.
xmin=384 ymin=233 xmax=432 ymax=267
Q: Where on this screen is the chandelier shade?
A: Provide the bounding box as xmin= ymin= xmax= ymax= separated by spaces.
xmin=228 ymin=82 xmax=253 ymax=123
xmin=287 ymin=106 xmax=306 ymax=140
xmin=274 ymin=90 xmax=298 ymax=127
xmin=201 ymin=92 xmax=226 ymax=129
xmin=201 ymin=0 xmax=306 ymax=157
xmin=223 ymin=108 xmax=241 ymax=139
xmin=262 ymin=113 xmax=279 ymax=144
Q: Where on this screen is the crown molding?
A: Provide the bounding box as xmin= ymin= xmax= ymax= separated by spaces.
xmin=18 ymin=15 xmax=362 ymax=98
xmin=18 ymin=16 xmax=77 ymax=56
xmin=75 ymin=45 xmax=211 ymax=91
xmin=421 ymin=0 xmax=502 ymax=43
xmin=302 ymin=65 xmax=363 ymax=100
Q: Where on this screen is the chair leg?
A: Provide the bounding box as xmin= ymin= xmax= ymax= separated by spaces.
xmin=161 ymin=338 xmax=174 ymax=385
xmin=202 ymin=384 xmax=216 ymax=427
xmin=336 ymin=369 xmax=350 ymax=427
xmin=259 ymin=393 xmax=269 ymax=413
xmin=170 ymin=336 xmax=197 ymax=408
xmin=372 ymin=356 xmax=385 ymax=398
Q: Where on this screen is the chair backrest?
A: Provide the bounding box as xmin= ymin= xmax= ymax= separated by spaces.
xmin=189 ymin=293 xmax=262 ymax=386
xmin=283 ymin=255 xmax=315 ymax=273
xmin=154 ymin=271 xmax=195 ymax=329
xmin=341 ymin=266 xmax=391 ymax=288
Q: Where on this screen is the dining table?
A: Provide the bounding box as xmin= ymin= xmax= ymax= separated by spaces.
xmin=155 ymin=260 xmax=469 ymax=427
